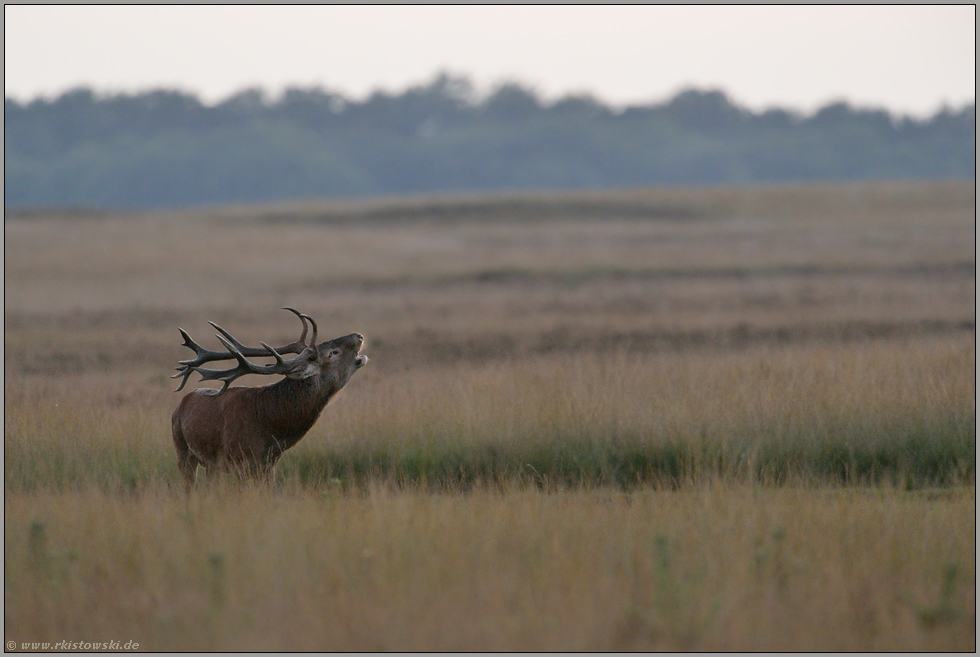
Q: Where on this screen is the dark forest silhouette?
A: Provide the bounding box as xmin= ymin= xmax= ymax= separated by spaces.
xmin=5 ymin=74 xmax=975 ymax=209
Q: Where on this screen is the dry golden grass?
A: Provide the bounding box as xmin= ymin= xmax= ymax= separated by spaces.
xmin=5 ymin=485 xmax=974 ymax=651
xmin=4 ymin=180 xmax=976 ymax=650
xmin=5 ymin=334 xmax=973 ymax=492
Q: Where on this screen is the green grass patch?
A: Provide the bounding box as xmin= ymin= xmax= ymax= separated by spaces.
xmin=277 ymin=415 xmax=975 ymax=492
xmin=5 ymin=413 xmax=973 ymax=493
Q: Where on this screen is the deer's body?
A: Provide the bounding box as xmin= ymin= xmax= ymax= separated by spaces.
xmin=170 ymin=310 xmax=367 ymax=486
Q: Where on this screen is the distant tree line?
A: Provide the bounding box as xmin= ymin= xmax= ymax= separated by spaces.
xmin=4 ymin=74 xmax=975 ymax=209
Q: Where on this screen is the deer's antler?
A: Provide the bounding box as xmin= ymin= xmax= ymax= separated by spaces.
xmin=172 ymin=308 xmax=319 ymax=395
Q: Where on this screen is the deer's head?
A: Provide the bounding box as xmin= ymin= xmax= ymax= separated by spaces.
xmin=303 ymin=332 xmax=369 ymax=391
xmin=173 ymin=308 xmax=368 ymax=396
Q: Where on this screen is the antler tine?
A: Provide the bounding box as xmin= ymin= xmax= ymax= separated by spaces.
xmin=213 ymin=332 xmax=253 ymax=365
xmin=282 ymin=307 xmax=309 ymax=345
xmin=199 ymin=381 xmax=232 ymax=397
xmin=173 ymin=326 xmax=228 ymax=391
xmin=301 ymin=313 xmax=318 ymax=346
xmin=259 ymin=341 xmax=286 ymax=366
xmin=172 ymin=367 xmax=195 ymax=392
xmin=178 ymin=327 xmax=202 ymax=353
xmin=208 ymin=321 xmax=251 ymax=354
xmin=177 ymin=327 xmax=229 ymax=366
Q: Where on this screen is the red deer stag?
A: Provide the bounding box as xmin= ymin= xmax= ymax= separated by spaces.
xmin=170 ymin=308 xmax=368 ymax=485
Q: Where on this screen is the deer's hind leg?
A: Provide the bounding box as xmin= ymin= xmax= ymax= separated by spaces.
xmin=172 ymin=420 xmax=202 ymax=490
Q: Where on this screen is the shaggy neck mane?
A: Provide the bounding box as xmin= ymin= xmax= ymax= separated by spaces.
xmin=249 ymin=376 xmax=338 ymax=449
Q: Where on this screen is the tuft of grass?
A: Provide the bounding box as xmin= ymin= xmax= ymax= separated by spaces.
xmin=918 ymin=562 xmax=965 ymax=627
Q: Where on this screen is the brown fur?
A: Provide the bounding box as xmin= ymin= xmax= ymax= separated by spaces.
xmin=171 ymin=332 xmax=367 ymax=486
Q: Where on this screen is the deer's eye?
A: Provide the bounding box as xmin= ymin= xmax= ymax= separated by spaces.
xmin=329 ymin=349 xmax=341 ymax=358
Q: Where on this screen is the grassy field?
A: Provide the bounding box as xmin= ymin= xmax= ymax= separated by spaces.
xmin=4 ymin=181 xmax=976 ymax=650
xmin=5 ymin=485 xmax=974 ymax=651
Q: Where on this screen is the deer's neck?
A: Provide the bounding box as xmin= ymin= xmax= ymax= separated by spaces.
xmin=252 ymin=377 xmax=336 ymax=448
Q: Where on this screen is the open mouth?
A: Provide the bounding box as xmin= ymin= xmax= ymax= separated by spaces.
xmin=354 ymin=355 xmax=369 ymax=368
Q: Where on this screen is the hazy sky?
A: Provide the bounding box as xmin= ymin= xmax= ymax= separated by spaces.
xmin=4 ymin=5 xmax=975 ymax=117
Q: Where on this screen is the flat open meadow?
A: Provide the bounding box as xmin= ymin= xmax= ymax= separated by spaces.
xmin=4 ymin=181 xmax=976 ymax=650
